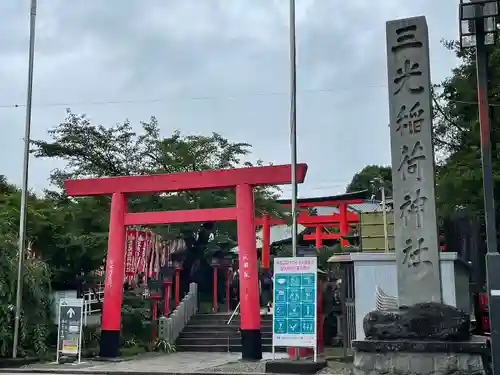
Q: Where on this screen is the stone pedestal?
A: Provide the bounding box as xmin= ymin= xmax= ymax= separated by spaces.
xmin=353 ymin=303 xmax=489 ymax=375
xmin=352 ymin=337 xmax=488 ymax=375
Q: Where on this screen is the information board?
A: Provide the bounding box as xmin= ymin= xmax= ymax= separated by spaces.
xmin=272 ymin=256 xmax=317 ymax=348
xmin=57 ymin=298 xmax=83 ymax=363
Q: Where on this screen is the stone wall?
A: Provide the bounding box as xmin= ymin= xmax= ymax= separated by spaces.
xmin=352 ymin=351 xmax=485 ymax=375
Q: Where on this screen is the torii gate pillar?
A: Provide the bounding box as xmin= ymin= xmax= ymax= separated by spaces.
xmin=236 ymin=184 xmax=261 ymax=357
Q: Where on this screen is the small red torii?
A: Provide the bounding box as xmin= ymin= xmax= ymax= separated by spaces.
xmin=64 ymin=163 xmax=307 ymax=361
xmin=256 ymin=192 xmax=366 ymax=268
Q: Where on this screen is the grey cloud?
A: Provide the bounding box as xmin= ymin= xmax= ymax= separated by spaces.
xmin=0 ymin=0 xmax=459 ymax=198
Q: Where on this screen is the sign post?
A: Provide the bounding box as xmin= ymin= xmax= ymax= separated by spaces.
xmin=272 ymin=257 xmax=317 ymax=361
xmin=57 ymin=298 xmax=84 ymax=364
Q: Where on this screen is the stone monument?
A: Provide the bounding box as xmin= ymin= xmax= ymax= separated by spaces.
xmin=351 ymin=16 xmax=489 ymax=375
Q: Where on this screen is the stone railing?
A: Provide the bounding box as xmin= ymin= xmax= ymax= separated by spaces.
xmin=159 ymin=282 xmax=198 ymax=344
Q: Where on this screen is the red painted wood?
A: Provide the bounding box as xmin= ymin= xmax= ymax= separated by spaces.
xmin=124 ymin=207 xmax=237 ymax=225
xmin=303 ymin=232 xmax=342 ymax=240
xmin=254 ymin=212 xmax=359 ymax=226
xmin=64 ymin=163 xmax=308 ymax=196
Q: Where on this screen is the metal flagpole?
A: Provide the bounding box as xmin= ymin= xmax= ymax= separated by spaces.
xmin=289 ymin=0 xmax=300 ymax=359
xmin=289 ymin=0 xmax=298 ymax=258
xmin=12 ymin=0 xmax=37 ymax=359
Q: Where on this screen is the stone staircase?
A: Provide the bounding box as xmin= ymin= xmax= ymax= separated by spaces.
xmin=175 ymin=313 xmax=286 ymax=353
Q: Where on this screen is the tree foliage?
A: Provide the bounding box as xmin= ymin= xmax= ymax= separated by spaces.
xmin=433 ymin=41 xmax=500 ymax=220
xmin=346 ymin=165 xmax=392 ymax=200
xmin=0 ymin=178 xmax=52 ymax=357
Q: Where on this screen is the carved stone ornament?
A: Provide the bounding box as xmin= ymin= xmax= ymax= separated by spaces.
xmin=363 ymin=302 xmax=470 ymax=341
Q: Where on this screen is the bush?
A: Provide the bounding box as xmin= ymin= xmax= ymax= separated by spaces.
xmin=0 ymin=245 xmax=52 ymax=358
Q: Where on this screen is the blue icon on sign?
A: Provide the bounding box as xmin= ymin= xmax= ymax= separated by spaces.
xmin=289 ymin=275 xmax=301 ymax=286
xmin=302 ymin=287 xmax=315 ymax=302
xmin=288 ymin=287 xmax=301 ymax=302
xmin=287 ymin=319 xmax=301 ymax=333
xmin=301 ymin=273 xmax=315 ymax=287
xmin=275 ymin=303 xmax=287 ymax=318
xmin=274 ymin=319 xmax=287 ymax=334
xmin=275 ymin=275 xmax=288 ymax=289
xmin=302 ymin=303 xmax=315 ymax=318
xmin=288 ymin=303 xmax=301 ymax=318
xmin=275 ymin=288 xmax=287 ymax=303
xmin=301 ymin=320 xmax=315 ymax=334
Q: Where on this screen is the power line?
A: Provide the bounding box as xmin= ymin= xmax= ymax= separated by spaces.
xmin=0 ymin=84 xmax=387 ymax=109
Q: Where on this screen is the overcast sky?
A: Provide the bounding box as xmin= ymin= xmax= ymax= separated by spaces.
xmin=0 ymin=0 xmax=458 ymax=199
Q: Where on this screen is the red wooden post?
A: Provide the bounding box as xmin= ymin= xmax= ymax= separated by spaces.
xmin=262 ymin=214 xmax=271 ymax=269
xmin=213 ymin=266 xmax=218 ymax=312
xmin=339 ymin=203 xmax=349 ymax=247
xmin=100 ymin=192 xmax=127 ymax=358
xmin=175 ymin=266 xmax=182 ymax=307
xmin=236 ymin=184 xmax=262 ymax=360
xmin=315 ymin=226 xmax=322 ymax=249
xmin=226 ymin=268 xmax=231 ymax=313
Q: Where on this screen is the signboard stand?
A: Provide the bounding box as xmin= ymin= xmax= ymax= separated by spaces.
xmin=272 ymin=256 xmax=318 ymax=362
xmin=57 ymin=298 xmax=84 ymax=364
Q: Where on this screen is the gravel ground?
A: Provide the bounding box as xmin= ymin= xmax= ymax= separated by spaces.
xmin=197 ymin=359 xmax=353 ymax=374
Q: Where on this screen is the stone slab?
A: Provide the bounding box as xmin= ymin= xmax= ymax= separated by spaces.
xmin=352 ymin=336 xmax=489 ymax=354
xmin=353 ymin=351 xmax=486 ymax=375
xmin=264 ymin=359 xmax=326 ymax=374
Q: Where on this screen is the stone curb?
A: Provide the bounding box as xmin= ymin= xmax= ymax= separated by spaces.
xmin=0 ymin=371 xmax=271 ymax=375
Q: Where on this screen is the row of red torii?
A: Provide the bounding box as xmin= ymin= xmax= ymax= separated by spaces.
xmin=64 ymin=163 xmax=362 ymax=360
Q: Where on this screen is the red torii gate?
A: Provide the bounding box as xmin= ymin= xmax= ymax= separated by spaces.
xmin=64 ymin=163 xmax=308 ymax=360
xmin=256 ymin=192 xmax=366 ymax=268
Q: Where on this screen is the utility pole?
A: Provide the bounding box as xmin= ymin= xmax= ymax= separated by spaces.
xmin=459 ymin=0 xmax=500 ymax=372
xmin=289 ymin=0 xmax=298 ymax=257
xmin=13 ymin=0 xmax=37 ymax=358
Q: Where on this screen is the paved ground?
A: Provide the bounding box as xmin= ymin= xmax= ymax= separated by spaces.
xmin=0 ymin=352 xmax=294 ymax=375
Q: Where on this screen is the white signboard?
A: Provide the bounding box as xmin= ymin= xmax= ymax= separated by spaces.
xmin=272 ymin=257 xmax=317 ymax=350
xmin=57 ymin=298 xmax=84 ymax=363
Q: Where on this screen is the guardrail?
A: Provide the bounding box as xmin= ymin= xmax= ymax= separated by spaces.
xmin=159 ymin=282 xmax=198 ymax=344
xmin=82 ymin=283 xmax=105 ymax=326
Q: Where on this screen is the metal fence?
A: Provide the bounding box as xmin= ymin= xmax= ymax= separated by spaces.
xmin=159 ymin=282 xmax=198 ymax=344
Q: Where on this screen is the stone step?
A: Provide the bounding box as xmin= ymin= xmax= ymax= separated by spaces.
xmin=175 ymin=344 xmax=287 ymax=353
xmin=182 ymin=324 xmax=273 ymax=333
xmin=178 ymin=331 xmax=274 ymax=339
xmin=176 ymin=336 xmax=274 ymax=346
xmin=190 ymin=314 xmax=273 ymax=324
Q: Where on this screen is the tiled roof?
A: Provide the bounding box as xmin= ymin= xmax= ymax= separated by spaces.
xmin=230 ymin=224 xmax=307 ymax=254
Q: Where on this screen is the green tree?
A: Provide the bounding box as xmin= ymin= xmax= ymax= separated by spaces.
xmin=433 ymin=40 xmax=500 ymax=219
xmin=346 ymin=165 xmax=392 ymax=200
xmin=0 ymin=178 xmax=52 ymax=357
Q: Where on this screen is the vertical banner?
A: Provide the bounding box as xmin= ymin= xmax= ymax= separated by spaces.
xmin=154 ymin=235 xmax=160 ymax=276
xmin=125 ymin=229 xmax=137 ymax=282
xmin=145 ymin=231 xmax=153 ymax=278
xmin=272 ymin=257 xmax=317 ymax=349
xmin=160 ymin=240 xmax=166 ymax=268
xmin=136 ymin=231 xmax=146 ymax=284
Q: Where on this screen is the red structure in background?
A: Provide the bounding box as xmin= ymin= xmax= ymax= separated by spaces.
xmin=64 ymin=163 xmax=308 ymax=360
xmin=256 ymin=192 xmax=366 ymax=268
xmin=211 ymin=258 xmax=233 ymax=313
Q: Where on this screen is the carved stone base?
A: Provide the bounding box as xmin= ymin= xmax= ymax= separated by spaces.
xmin=352 ymin=338 xmax=488 ymax=375
xmin=363 ymin=302 xmax=470 ymax=341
